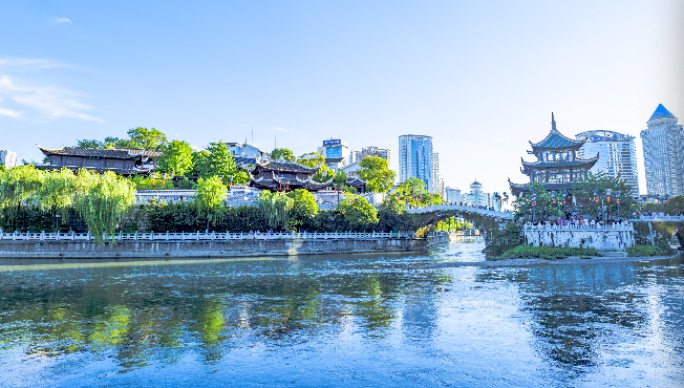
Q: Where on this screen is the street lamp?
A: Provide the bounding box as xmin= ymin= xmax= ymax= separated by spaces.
xmin=530 ymin=194 xmax=537 ymax=223
xmin=614 ymin=190 xmax=621 ymax=218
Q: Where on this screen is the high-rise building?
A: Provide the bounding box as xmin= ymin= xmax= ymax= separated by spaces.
xmin=445 ymin=187 xmax=463 ymax=204
xmin=398 ymin=135 xmax=435 ymax=192
xmin=0 ymin=150 xmax=18 ymax=169
xmin=575 ymin=131 xmax=640 ymax=194
xmin=464 ymin=180 xmax=491 ymax=208
xmin=317 ymin=138 xmax=353 ymax=171
xmin=360 ymin=146 xmax=390 ymax=164
xmin=640 ymin=104 xmax=684 ymax=196
xmin=432 ymin=152 xmax=441 ymax=194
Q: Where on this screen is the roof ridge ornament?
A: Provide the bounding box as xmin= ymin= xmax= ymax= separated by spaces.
xmin=551 ymin=112 xmax=557 ymax=132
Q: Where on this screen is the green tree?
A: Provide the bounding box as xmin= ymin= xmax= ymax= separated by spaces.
xmin=296 ymin=152 xmax=325 ymax=167
xmin=118 ymin=127 xmax=168 ymax=150
xmin=258 ymin=190 xmax=294 ymax=231
xmin=0 ymin=164 xmax=44 ymax=212
xmin=574 ymin=171 xmax=636 ymax=219
xmin=339 ymin=194 xmax=378 ymax=230
xmin=664 ymin=196 xmax=684 ymax=215
xmin=332 ymin=171 xmax=347 ymax=191
xmin=191 ymin=150 xmax=212 ymax=177
xmin=158 ymin=140 xmax=194 ymax=176
xmin=512 ymin=181 xmax=556 ymax=221
xmin=194 ymin=176 xmax=228 ymax=229
xmin=358 ymin=156 xmax=395 ymax=193
xmin=232 ymin=169 xmax=250 ymax=185
xmin=286 ymin=189 xmax=318 ymax=230
xmin=312 ymin=165 xmax=334 ymax=183
xmin=39 ymin=168 xmax=76 ymax=222
xmin=76 ymin=139 xmax=103 ymax=149
xmin=75 ymin=170 xmax=137 ymax=243
xmin=271 ymin=148 xmax=295 ymax=161
xmin=207 ymin=142 xmax=237 ymax=179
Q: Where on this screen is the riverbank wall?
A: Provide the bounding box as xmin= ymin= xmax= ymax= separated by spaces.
xmin=0 ymin=238 xmax=428 ymax=259
xmin=523 ymin=223 xmax=635 ymax=252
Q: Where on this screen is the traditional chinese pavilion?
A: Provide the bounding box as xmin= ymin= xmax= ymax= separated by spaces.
xmin=36 ymin=144 xmax=161 ymax=175
xmin=508 ymin=113 xmax=598 ymax=197
xmin=249 ymin=158 xmax=366 ymax=192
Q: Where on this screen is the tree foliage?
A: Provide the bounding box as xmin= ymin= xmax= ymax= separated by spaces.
xmin=74 ymin=170 xmax=137 ymax=243
xmin=312 ymin=165 xmax=334 ymax=183
xmin=338 ymin=194 xmax=378 ymax=230
xmin=512 ymin=181 xmax=556 ymax=221
xmin=286 ymin=189 xmax=318 ymax=230
xmin=258 ymin=190 xmax=294 ymax=231
xmin=158 ymin=140 xmax=194 ymax=175
xmin=573 ymin=171 xmax=636 ymax=218
xmin=296 ymin=152 xmax=325 ymax=167
xmin=271 ymin=148 xmax=295 ymax=161
xmin=358 ymin=156 xmax=395 ymax=193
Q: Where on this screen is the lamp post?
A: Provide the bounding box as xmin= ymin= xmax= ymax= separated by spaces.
xmin=593 ymin=189 xmax=605 ymax=221
xmin=614 ymin=190 xmax=621 ymax=218
xmin=530 ymin=194 xmax=537 ymax=223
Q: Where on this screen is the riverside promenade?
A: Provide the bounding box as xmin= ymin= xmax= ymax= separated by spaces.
xmin=0 ymin=231 xmax=437 ymax=259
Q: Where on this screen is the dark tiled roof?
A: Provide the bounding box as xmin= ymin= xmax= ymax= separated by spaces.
xmin=530 ymin=130 xmax=584 ymax=150
xmin=38 ymin=145 xmax=143 ymax=160
xmin=521 ymin=156 xmax=599 ymax=169
xmin=255 ymin=159 xmax=320 ymax=173
xmin=111 ymin=148 xmax=163 ymax=158
xmin=35 ymin=165 xmax=151 ymax=175
xmin=507 ymin=179 xmax=576 ymax=196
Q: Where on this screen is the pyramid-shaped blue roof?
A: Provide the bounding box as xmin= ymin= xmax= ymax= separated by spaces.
xmin=649 ymin=104 xmax=675 ymax=121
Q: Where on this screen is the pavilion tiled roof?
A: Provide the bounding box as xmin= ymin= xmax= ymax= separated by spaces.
xmin=529 ymin=113 xmax=585 ymax=151
xmin=254 ymin=158 xmax=320 ymax=174
xmin=35 ymin=165 xmax=151 ymax=175
xmin=37 ymin=145 xmax=147 ymax=160
xmin=521 ymin=156 xmax=599 ymax=170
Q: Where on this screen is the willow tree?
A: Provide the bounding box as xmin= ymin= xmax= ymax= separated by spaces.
xmin=75 ymin=170 xmax=137 ymax=243
xmin=0 ymin=165 xmax=44 ymax=211
xmin=39 ymin=168 xmax=77 ymax=224
xmin=194 ymin=175 xmax=228 ymax=230
xmin=258 ymin=190 xmax=293 ymax=231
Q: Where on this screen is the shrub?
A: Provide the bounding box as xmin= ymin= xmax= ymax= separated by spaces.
xmin=626 ymin=245 xmax=663 ymax=257
xmin=499 ymin=245 xmax=600 ymax=260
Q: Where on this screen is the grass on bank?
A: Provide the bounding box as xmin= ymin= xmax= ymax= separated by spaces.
xmin=499 ymin=245 xmax=600 ymax=260
xmin=626 ymin=245 xmax=666 ymax=257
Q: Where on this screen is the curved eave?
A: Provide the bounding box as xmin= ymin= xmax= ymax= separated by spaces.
xmin=520 ymin=156 xmax=599 ymax=172
xmin=36 ymin=144 xmax=66 ymax=155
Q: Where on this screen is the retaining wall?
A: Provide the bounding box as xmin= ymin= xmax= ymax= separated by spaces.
xmin=0 ymin=238 xmax=427 ymax=259
xmin=523 ymin=223 xmax=635 ymax=252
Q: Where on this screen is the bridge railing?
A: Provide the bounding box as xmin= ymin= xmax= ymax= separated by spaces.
xmin=634 ymin=215 xmax=684 ymax=222
xmin=0 ymin=231 xmax=415 ymax=242
xmin=406 ymin=204 xmax=514 ymax=220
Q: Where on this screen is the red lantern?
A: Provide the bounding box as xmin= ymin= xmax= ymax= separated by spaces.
xmin=553 ymin=199 xmax=556 ymax=204
xmin=607 ymin=197 xmax=610 ymax=203
xmin=617 ymin=199 xmax=620 ymax=205
xmin=595 ymin=198 xmax=599 ymax=203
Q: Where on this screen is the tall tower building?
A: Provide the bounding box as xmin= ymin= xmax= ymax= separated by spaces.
xmin=360 ymin=146 xmax=391 ymax=164
xmin=432 ymin=152 xmax=441 ymax=194
xmin=398 ymin=135 xmax=434 ymax=192
xmin=0 ymin=150 xmax=18 ymax=169
xmin=575 ymin=131 xmax=640 ymax=194
xmin=640 ymin=104 xmax=684 ymax=196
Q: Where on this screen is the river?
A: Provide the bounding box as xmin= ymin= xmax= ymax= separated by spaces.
xmin=0 ymin=241 xmax=682 ymax=387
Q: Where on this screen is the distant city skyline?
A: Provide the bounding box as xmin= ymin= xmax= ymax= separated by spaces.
xmin=0 ymin=1 xmax=682 ymax=195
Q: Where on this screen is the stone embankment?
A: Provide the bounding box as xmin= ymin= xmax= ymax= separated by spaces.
xmin=0 ymin=231 xmax=429 ymax=259
xmin=523 ymin=222 xmax=635 ymax=252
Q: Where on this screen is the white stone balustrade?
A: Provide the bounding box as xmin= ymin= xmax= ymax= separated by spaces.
xmin=406 ymin=204 xmax=515 ymax=220
xmin=523 ymin=222 xmax=635 ymax=251
xmin=0 ymin=231 xmax=414 ymax=242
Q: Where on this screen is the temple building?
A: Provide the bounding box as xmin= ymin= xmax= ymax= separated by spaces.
xmin=509 ymin=114 xmax=598 ymax=197
xmin=249 ymin=158 xmax=366 ymax=192
xmin=36 ymin=145 xmax=161 ymax=175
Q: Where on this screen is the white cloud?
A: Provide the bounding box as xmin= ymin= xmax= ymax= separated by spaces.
xmin=0 ymin=99 xmax=21 ymax=118
xmin=0 ymin=75 xmax=102 ymax=122
xmin=273 ymin=127 xmax=291 ymax=132
xmin=0 ymin=57 xmax=66 ymax=70
xmin=55 ymin=17 xmax=72 ymax=24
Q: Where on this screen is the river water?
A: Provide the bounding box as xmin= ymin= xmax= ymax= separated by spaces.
xmin=0 ymin=241 xmax=682 ymax=388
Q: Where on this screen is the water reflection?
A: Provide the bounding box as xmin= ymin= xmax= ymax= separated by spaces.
xmin=0 ymin=246 xmax=682 ymax=387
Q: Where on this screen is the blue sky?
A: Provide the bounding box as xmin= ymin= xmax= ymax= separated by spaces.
xmin=0 ymin=0 xmax=682 ymax=195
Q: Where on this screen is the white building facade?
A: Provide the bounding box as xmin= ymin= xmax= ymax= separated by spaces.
xmin=575 ymin=130 xmax=640 ymax=194
xmin=445 ymin=187 xmax=463 ymax=204
xmin=640 ymin=104 xmax=684 ymax=196
xmin=464 ymin=180 xmax=491 ymax=208
xmin=398 ymin=134 xmax=435 ymax=193
xmin=318 ymin=138 xmax=354 ymax=171
xmin=0 ymin=150 xmax=18 ymax=169
xmin=361 ymin=146 xmax=390 ymax=165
